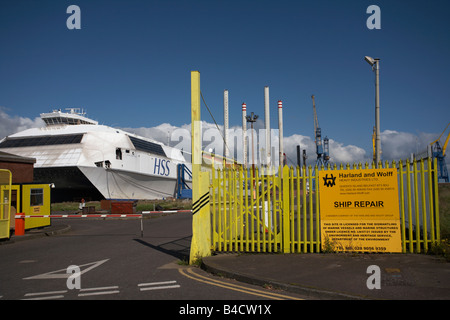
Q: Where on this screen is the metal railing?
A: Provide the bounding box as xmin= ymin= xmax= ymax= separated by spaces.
xmin=210 ymin=158 xmax=441 ymax=254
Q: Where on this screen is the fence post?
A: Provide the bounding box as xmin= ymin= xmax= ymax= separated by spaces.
xmin=406 ymin=159 xmax=413 ymax=252
xmin=420 ymin=159 xmax=428 ymax=252
xmin=189 ymin=71 xmax=212 ymax=264
xmin=413 ymin=158 xmax=421 ymax=253
xmin=433 ymin=157 xmax=441 ymax=242
xmin=427 ymin=157 xmax=435 ymax=244
xmin=282 ymin=165 xmax=291 ymax=253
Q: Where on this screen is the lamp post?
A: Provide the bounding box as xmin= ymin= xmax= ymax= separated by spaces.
xmin=246 ymin=112 xmax=259 ymax=172
xmin=365 ymin=56 xmax=381 ymax=166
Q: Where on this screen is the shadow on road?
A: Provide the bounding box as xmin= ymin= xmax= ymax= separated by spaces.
xmin=133 ymin=236 xmax=191 ymax=261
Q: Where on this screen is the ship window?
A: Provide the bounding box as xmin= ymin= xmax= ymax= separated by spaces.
xmin=128 ymin=136 xmax=166 ymax=157
xmin=95 ymin=161 xmax=103 ymax=167
xmin=30 ymin=188 xmax=44 ymax=206
xmin=116 ymin=148 xmax=122 ymax=160
xmin=0 ymin=134 xmax=83 ymax=148
xmin=43 ymin=117 xmax=94 ymax=125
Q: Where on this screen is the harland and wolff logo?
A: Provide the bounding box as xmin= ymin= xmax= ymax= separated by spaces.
xmin=322 ymin=174 xmax=336 ymax=187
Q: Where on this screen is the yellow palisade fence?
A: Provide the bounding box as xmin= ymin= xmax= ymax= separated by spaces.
xmin=211 ymin=166 xmax=283 ymax=252
xmin=210 ymin=158 xmax=441 ymax=254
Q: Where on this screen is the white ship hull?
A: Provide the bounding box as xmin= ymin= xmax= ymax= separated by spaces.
xmin=78 ymin=166 xmax=180 ymax=200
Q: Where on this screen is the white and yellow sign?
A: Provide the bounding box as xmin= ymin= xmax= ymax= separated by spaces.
xmin=319 ymin=168 xmax=401 ymax=253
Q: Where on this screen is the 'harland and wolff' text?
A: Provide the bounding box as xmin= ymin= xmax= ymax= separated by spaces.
xmin=339 ymin=171 xmax=393 ymax=179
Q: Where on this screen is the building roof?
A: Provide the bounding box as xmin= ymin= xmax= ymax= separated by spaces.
xmin=0 ymin=150 xmax=36 ymax=164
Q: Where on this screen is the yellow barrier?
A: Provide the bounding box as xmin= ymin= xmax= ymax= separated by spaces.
xmin=210 ymin=159 xmax=441 ymax=254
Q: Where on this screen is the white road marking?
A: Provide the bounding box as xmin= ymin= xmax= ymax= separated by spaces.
xmin=80 ymin=286 xmax=119 ymax=292
xmin=22 ymin=290 xmax=68 ymax=300
xmin=22 ymin=295 xmax=65 ymax=300
xmin=78 ymin=290 xmax=120 ymax=297
xmin=19 ymin=260 xmax=37 ymax=263
xmin=138 ymin=280 xmax=177 ymax=287
xmin=18 ymin=279 xmax=180 ymax=299
xmin=138 ymin=280 xmax=180 ymax=291
xmin=24 ymin=259 xmax=109 ymax=280
xmin=78 ymin=286 xmax=119 ymax=297
xmin=139 ymin=285 xmax=180 ymax=291
xmin=24 ymin=290 xmax=68 ymax=296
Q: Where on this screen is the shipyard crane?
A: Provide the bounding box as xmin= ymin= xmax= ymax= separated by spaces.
xmin=430 ymin=122 xmax=450 ymax=183
xmin=312 ymin=95 xmax=330 ymax=167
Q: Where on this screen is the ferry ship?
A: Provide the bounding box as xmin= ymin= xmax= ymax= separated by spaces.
xmin=0 ymin=108 xmax=191 ymax=201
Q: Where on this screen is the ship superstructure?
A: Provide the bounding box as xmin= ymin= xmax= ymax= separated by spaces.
xmin=0 ymin=109 xmax=191 ymax=201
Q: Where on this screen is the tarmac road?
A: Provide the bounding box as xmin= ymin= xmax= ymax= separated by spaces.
xmin=0 ymin=212 xmax=306 ymax=304
xmin=2 ymin=211 xmax=447 ymax=305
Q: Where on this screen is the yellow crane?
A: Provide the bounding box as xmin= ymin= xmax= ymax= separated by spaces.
xmin=430 ymin=122 xmax=450 ymax=156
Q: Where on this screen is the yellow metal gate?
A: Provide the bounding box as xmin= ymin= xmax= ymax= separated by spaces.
xmin=211 ymin=166 xmax=284 ymax=252
xmin=211 ymin=165 xmax=321 ymax=253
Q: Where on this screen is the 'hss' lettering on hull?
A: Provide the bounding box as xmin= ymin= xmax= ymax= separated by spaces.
xmin=154 ymin=158 xmax=170 ymax=176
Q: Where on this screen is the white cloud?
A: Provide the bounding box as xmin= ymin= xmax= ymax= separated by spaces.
xmin=0 ymin=107 xmax=44 ymax=139
xmin=124 ymin=122 xmax=371 ymax=167
xmin=282 ymin=134 xmax=315 ymax=165
xmin=380 ymin=129 xmax=436 ymax=161
xmin=328 ymin=139 xmax=367 ymax=165
xmin=122 ymin=123 xmax=185 ymax=145
xmin=0 ymin=108 xmax=444 ymax=169
xmin=282 ymin=135 xmax=367 ymax=167
xmin=127 ymin=124 xmax=442 ymax=167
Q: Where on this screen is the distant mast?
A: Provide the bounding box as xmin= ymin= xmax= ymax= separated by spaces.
xmin=242 ymin=103 xmax=247 ymax=168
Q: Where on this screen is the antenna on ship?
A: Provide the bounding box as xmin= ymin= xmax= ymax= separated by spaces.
xmin=65 ymin=107 xmax=87 ymax=116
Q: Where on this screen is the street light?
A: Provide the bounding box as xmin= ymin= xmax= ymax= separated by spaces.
xmin=246 ymin=112 xmax=258 ymax=171
xmin=364 ymin=56 xmax=376 ymax=66
xmin=365 ymin=56 xmax=381 ymax=166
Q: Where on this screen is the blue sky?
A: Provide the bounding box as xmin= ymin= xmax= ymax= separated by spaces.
xmin=1 ymin=0 xmax=449 ymax=166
